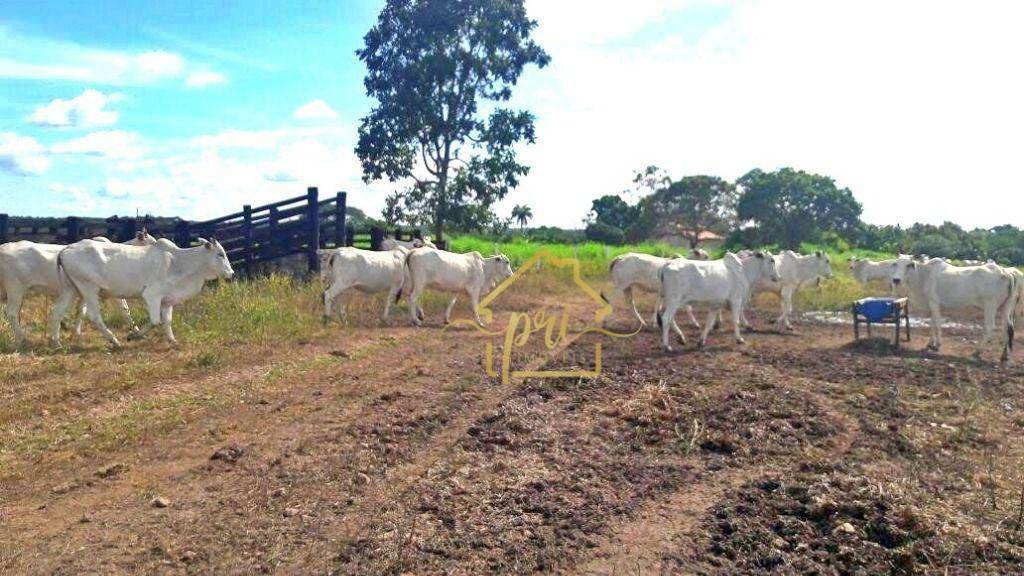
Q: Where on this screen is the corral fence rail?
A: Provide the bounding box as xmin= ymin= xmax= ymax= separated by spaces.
xmin=0 ymin=187 xmax=442 ymax=275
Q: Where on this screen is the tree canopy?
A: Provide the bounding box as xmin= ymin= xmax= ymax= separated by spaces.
xmin=736 ymin=167 xmax=862 ymax=249
xmin=356 ymin=0 xmax=550 ymax=240
xmin=636 ymin=175 xmax=737 ymax=248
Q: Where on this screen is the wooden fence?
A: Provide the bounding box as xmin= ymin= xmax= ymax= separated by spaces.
xmin=0 ymin=188 xmax=439 ymax=275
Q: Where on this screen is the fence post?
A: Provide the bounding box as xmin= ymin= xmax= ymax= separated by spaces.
xmin=370 ymin=227 xmax=384 ymax=250
xmin=174 ymin=220 xmax=191 ymax=247
xmin=242 ymin=204 xmax=254 ymax=274
xmin=345 ymin=226 xmax=355 ymax=247
xmin=269 ymin=206 xmax=280 ymax=259
xmin=66 ymin=216 xmax=81 ymax=243
xmin=306 ymin=187 xmax=320 ymax=273
xmin=0 ymin=214 xmax=8 ymax=244
xmin=335 ymin=191 xmax=346 ymax=247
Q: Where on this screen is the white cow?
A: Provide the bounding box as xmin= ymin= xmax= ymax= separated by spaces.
xmin=322 ymin=246 xmax=411 ymax=320
xmin=602 ymin=253 xmax=701 ymax=332
xmin=744 ymin=250 xmax=834 ymax=330
xmin=405 ymin=248 xmax=513 ymax=326
xmin=381 ymin=236 xmax=437 ymax=251
xmin=891 ymin=256 xmax=1017 ymax=361
xmin=0 ymin=231 xmax=156 ymax=345
xmin=849 ymin=256 xmax=900 ymax=284
xmin=658 ymin=251 xmax=779 ymax=351
xmin=51 ymin=238 xmax=234 ymax=347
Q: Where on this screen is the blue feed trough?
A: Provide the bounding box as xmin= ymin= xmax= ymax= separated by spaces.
xmin=852 ymin=297 xmax=910 ymax=348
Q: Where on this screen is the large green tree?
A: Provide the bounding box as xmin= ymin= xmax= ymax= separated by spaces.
xmin=356 ymin=0 xmax=550 ymax=241
xmin=736 ymin=168 xmax=862 ymax=249
xmin=637 ymin=175 xmax=737 ymax=248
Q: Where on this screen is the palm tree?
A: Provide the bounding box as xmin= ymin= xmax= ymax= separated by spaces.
xmin=511 ymin=204 xmax=533 ymax=231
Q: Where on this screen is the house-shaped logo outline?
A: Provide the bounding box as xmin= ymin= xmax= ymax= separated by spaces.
xmin=475 ymin=247 xmax=612 ymax=382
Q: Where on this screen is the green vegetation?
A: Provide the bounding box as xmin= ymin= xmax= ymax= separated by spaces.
xmin=449 ymin=234 xmax=900 ymax=311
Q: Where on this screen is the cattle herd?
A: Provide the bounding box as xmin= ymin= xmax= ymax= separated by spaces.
xmin=0 ymin=232 xmax=1021 ymax=363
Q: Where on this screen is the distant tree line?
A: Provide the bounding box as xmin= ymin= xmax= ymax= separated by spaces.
xmin=576 ymin=165 xmax=1024 ymax=264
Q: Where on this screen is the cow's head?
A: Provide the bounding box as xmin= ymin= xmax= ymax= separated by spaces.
xmin=130 ymin=228 xmax=158 ymax=246
xmin=484 ymin=253 xmax=513 ymax=290
xmin=890 ymin=256 xmax=916 ymax=287
xmin=199 ymin=237 xmax=235 ymax=280
xmin=814 ymin=250 xmax=834 ymax=279
xmin=752 ymin=250 xmax=781 ymax=282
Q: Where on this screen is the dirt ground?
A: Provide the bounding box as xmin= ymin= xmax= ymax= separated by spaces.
xmin=2 ymin=283 xmax=1024 ymax=575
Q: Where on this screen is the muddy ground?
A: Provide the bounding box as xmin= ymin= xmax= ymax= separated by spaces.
xmin=2 ymin=286 xmax=1024 ymax=575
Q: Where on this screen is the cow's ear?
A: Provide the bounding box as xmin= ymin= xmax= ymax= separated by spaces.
xmin=815 ymin=250 xmax=823 ymax=258
xmin=136 ymin=231 xmax=146 ymax=241
xmin=198 ymin=237 xmax=211 ymax=248
xmin=909 ymin=261 xmax=917 ymax=269
xmin=754 ymin=251 xmax=764 ymax=259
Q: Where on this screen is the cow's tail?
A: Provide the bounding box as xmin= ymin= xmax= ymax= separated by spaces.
xmin=1001 ymin=271 xmax=1017 ymax=362
xmin=655 ymin=265 xmax=667 ymax=330
xmin=56 ymin=247 xmax=85 ymax=300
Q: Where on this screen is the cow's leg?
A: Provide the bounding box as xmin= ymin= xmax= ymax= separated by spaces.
xmin=468 ymin=289 xmax=485 ymax=328
xmin=698 ymin=308 xmax=719 ymax=348
xmin=684 ymin=305 xmax=701 ymax=329
xmin=927 ymin=303 xmax=942 ymax=351
xmin=119 ymin=298 xmax=140 ymax=334
xmin=731 ymin=300 xmax=746 ymax=344
xmin=50 ymin=287 xmax=80 ymax=346
xmin=623 ymin=287 xmax=646 ymax=329
xmin=976 ymin=304 xmax=997 ymax=359
xmin=444 ymin=296 xmax=459 ymax=325
xmin=408 ymin=286 xmax=424 ymax=326
xmin=161 ymin=304 xmax=176 ymax=344
xmin=73 ymin=300 xmax=87 ymax=338
xmin=5 ymin=287 xmax=28 ymax=346
xmin=739 ymin=306 xmax=751 ymax=329
xmin=601 ymin=285 xmax=623 ymax=328
xmin=779 ymin=286 xmax=795 ymax=330
xmin=322 ymin=282 xmax=347 ymax=320
xmin=84 ymin=291 xmax=121 ymax=348
xmin=383 ymin=285 xmax=402 ymax=320
xmin=659 ymin=295 xmax=683 ymax=351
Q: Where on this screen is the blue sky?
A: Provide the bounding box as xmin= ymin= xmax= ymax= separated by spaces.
xmin=2 ymin=1 xmax=1023 ymax=229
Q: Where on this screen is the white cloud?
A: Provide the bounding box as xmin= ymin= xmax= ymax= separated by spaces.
xmin=51 ymin=130 xmax=143 ymax=160
xmin=133 ymin=50 xmax=184 ymax=78
xmin=505 ymin=0 xmax=1024 ymax=229
xmin=0 ymin=132 xmax=51 ymax=175
xmin=28 ymin=89 xmax=122 ymax=128
xmin=186 ymin=71 xmax=227 ymax=88
xmin=293 ymin=99 xmax=339 ymax=121
xmin=0 ymin=27 xmax=196 ymax=86
xmin=194 ymin=129 xmax=283 ymax=150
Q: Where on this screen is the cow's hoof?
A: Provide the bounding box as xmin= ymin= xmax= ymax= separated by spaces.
xmin=660 ymin=344 xmax=673 ymax=353
xmin=736 ymin=338 xmax=746 ymax=345
xmin=697 ymin=340 xmax=706 ymax=349
xmin=126 ymin=330 xmax=144 ymax=342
